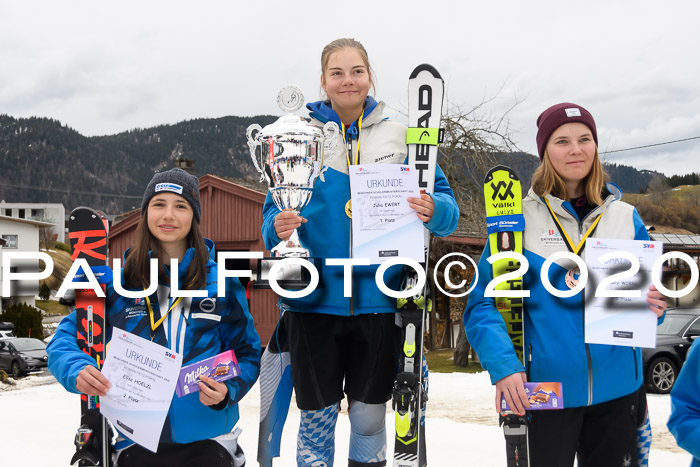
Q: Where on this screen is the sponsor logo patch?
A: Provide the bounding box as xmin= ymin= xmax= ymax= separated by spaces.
xmin=155 ymin=183 xmax=183 ymax=194
xmin=198 ymin=298 xmax=216 ymax=313
xmin=373 ymin=153 xmax=395 ymax=163
xmin=540 ymin=229 xmax=565 ymax=246
xmin=124 ymin=304 xmax=148 ymax=320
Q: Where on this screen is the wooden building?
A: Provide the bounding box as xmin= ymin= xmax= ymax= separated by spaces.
xmin=428 ymin=235 xmax=486 ymax=351
xmin=108 ymin=174 xmax=278 ymax=344
xmin=649 ymin=232 xmax=700 ymax=307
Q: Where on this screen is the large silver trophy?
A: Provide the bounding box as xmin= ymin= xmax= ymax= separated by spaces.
xmin=247 ymin=86 xmax=339 ymax=288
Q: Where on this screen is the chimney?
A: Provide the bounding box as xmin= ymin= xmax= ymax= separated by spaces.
xmin=175 ymin=157 xmax=196 ymax=175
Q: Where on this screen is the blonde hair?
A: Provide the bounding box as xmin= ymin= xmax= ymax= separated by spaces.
xmin=531 ymin=147 xmax=608 ymax=205
xmin=320 ymin=38 xmax=376 ymax=98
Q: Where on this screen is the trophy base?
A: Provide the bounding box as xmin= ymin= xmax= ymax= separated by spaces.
xmin=254 ymin=256 xmax=324 ymax=290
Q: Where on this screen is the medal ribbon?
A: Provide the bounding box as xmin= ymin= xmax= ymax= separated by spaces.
xmin=543 ymin=197 xmax=603 ymax=256
xmin=146 ymin=294 xmax=184 ymax=332
xmin=341 ymin=110 xmax=364 ymax=166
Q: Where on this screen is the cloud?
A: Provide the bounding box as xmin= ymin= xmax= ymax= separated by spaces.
xmin=0 ymin=0 xmax=699 ymax=176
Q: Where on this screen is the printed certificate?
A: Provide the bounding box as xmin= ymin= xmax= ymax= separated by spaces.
xmin=584 ymin=237 xmax=662 ymax=348
xmin=100 ymin=328 xmax=182 ymax=452
xmin=349 ymin=164 xmax=424 ymax=264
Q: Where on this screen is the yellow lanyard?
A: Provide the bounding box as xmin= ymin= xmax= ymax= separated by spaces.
xmin=341 ymin=111 xmax=364 ymax=166
xmin=145 ymin=295 xmax=183 ymax=332
xmin=543 ymin=198 xmax=603 ymax=256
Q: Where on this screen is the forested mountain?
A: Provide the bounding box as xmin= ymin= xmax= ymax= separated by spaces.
xmin=0 ymin=114 xmax=275 ymax=214
xmin=0 ymin=113 xmax=670 ymax=215
xmin=444 ymin=151 xmax=663 ymax=196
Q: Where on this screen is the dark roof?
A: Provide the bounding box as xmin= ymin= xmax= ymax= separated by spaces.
xmin=650 ymin=233 xmax=700 ymax=248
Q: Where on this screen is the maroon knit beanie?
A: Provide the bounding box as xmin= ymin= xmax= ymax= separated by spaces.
xmin=536 ymin=102 xmax=598 ymax=161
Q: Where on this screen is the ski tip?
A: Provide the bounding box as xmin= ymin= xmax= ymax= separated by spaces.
xmin=484 ymin=165 xmax=520 ymax=183
xmin=70 ymin=206 xmax=100 ymax=217
xmin=409 ymin=64 xmax=443 ymax=81
xmin=69 ymin=207 xmax=108 ymax=228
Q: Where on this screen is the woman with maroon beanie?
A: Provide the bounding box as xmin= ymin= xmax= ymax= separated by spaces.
xmin=464 ymin=103 xmax=667 ymax=466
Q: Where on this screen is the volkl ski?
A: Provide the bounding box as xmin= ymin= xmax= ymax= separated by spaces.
xmin=484 ymin=166 xmax=529 ymax=466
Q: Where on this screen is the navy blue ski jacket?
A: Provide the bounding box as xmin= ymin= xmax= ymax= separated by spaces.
xmin=48 ymin=239 xmax=261 ymax=446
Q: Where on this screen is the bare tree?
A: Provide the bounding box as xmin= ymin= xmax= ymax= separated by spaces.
xmin=438 ymin=91 xmax=522 ymax=236
xmin=395 ymin=89 xmax=522 ymax=365
xmin=37 ymin=213 xmax=58 ymax=250
xmin=646 ymin=175 xmax=671 ymax=204
xmin=436 ymin=91 xmax=522 ymax=365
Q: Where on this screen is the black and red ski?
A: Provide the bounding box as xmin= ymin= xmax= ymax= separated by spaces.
xmin=68 ymin=207 xmax=112 ymax=466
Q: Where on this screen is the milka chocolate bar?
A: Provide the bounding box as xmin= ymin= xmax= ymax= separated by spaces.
xmin=500 ymin=382 xmax=563 ymax=411
xmin=175 ymin=349 xmax=241 ymax=397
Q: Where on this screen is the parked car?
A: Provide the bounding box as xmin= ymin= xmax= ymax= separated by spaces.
xmin=58 ymin=288 xmax=75 ymax=306
xmin=642 ymin=308 xmax=700 ymax=393
xmin=0 ymin=337 xmax=49 ymax=378
xmin=0 ymin=322 xmax=15 ymax=339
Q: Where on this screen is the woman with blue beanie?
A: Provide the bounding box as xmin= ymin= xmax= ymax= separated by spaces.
xmin=49 ymin=168 xmax=261 ymax=466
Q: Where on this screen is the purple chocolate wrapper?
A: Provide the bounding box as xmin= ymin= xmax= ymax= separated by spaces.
xmin=175 ymin=349 xmax=241 ymax=397
xmin=500 ymin=382 xmax=563 ymax=411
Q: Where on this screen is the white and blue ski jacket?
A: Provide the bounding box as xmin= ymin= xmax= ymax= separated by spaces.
xmin=48 ymin=239 xmax=261 ymax=446
xmin=668 ymin=338 xmax=700 ymax=465
xmin=261 ymin=97 xmax=459 ymax=316
xmin=465 ymin=184 xmax=650 ymax=409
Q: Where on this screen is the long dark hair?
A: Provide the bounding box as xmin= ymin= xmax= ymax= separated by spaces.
xmin=122 ymin=209 xmax=209 ymax=291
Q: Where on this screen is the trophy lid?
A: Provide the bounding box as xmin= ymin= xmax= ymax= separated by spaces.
xmin=277 ymin=85 xmax=304 ymax=114
xmin=254 ymin=86 xmax=324 ymax=138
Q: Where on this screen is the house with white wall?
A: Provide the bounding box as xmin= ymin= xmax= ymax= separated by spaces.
xmin=0 ymin=202 xmax=66 ymax=243
xmin=0 ymin=215 xmax=54 ymax=312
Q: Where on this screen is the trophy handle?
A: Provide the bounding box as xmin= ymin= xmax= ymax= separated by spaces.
xmin=323 ymin=121 xmax=340 ymax=155
xmin=246 ymin=124 xmax=265 ymax=183
xmin=320 ymin=122 xmax=340 ymax=182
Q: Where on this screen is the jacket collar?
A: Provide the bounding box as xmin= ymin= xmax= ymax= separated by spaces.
xmin=306 ymin=96 xmax=383 ymax=137
xmin=528 ymin=182 xmax=621 ymax=221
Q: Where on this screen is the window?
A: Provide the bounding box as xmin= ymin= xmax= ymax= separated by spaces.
xmin=685 ymin=317 xmax=700 ymax=337
xmin=3 ymin=209 xmax=11 ymax=216
xmin=1 ymin=235 xmax=18 ymax=249
xmin=31 ymin=209 xmax=44 ymax=219
xmin=18 ymin=209 xmax=25 ymax=219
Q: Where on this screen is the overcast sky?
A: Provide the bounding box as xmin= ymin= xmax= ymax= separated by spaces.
xmin=1 ymin=0 xmax=699 ymax=176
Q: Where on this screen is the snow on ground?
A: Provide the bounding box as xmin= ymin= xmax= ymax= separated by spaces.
xmin=0 ymin=371 xmax=692 ymax=466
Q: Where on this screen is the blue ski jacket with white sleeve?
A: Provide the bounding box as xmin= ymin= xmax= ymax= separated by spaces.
xmin=261 ymin=97 xmax=459 ymax=316
xmin=48 ymin=239 xmax=261 ymax=447
xmin=464 ymin=184 xmax=651 ymax=409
